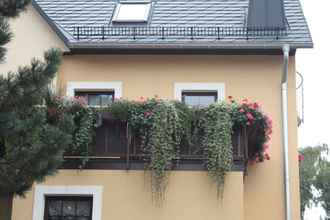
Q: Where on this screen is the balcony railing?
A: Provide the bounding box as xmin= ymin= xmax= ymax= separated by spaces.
xmin=63 ymin=113 xmax=250 ymax=171
xmin=73 ymin=26 xmax=288 ymax=41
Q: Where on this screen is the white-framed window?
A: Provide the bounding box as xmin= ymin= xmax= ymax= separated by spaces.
xmin=32 ymin=186 xmax=103 ymax=220
xmin=174 ymin=83 xmax=225 ymax=107
xmin=112 ymin=2 xmax=151 ymax=22
xmin=66 ymin=81 xmax=123 ymax=107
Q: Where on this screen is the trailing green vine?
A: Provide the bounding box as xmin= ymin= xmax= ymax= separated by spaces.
xmin=45 ymin=95 xmax=273 ymax=201
xmin=45 ymin=93 xmax=97 ymax=166
xmin=199 ymin=103 xmax=233 ymax=197
xmin=129 ymin=99 xmax=182 ymax=202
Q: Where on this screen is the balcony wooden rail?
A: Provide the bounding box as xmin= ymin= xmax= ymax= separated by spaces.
xmin=63 ymin=114 xmax=250 ymax=171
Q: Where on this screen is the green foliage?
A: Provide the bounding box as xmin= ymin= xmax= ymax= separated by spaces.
xmin=0 ymin=49 xmax=62 ymax=112
xmin=0 ymin=50 xmax=68 ymax=196
xmin=42 ymin=97 xmax=271 ymax=202
xmin=107 ymin=99 xmax=133 ymax=122
xmin=45 ymin=93 xmax=97 ymax=166
xmin=130 ymin=99 xmax=182 ymax=202
xmin=315 ymin=160 xmax=330 ymax=218
xmin=299 ymin=145 xmax=329 ymax=218
xmin=0 ymin=0 xmax=31 ymax=17
xmin=0 ymin=0 xmax=31 ymax=63
xmin=229 ymin=98 xmax=272 ymax=162
xmin=0 ymin=16 xmax=12 ymax=62
xmin=199 ymin=103 xmax=233 ymax=197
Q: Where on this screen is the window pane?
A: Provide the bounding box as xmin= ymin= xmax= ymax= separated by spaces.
xmin=184 ymin=96 xmax=200 ymax=107
xmin=63 ymin=201 xmax=75 ymax=216
xmin=75 ymin=91 xmax=114 ymax=107
xmin=183 ymin=92 xmax=217 ymax=107
xmin=77 ymin=201 xmax=91 ymax=216
xmin=48 ymin=200 xmax=62 ymax=216
xmin=77 ymin=217 xmax=89 ymax=220
xmin=114 ymin=3 xmax=151 ymax=22
xmin=88 ymin=95 xmax=101 ymax=106
xmin=100 ymin=94 xmax=113 ymax=106
xmin=198 ymin=96 xmax=216 ymax=107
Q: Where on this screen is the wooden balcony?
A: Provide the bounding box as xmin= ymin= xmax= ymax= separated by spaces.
xmin=62 ymin=113 xmax=250 ymax=171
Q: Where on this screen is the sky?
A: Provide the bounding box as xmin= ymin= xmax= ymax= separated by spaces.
xmin=297 ymin=0 xmax=330 ymax=147
xmin=296 ymin=0 xmax=330 ymax=219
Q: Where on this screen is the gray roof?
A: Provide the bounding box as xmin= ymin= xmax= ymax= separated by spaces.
xmin=32 ymin=0 xmax=313 ymax=50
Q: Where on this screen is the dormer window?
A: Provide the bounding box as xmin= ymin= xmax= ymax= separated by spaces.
xmin=112 ymin=2 xmax=151 ymax=23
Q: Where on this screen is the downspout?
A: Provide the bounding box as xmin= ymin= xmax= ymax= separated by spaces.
xmin=281 ymin=44 xmax=291 ymax=220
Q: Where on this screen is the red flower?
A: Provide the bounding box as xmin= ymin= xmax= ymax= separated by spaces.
xmin=253 ymin=102 xmax=260 ymax=109
xmin=298 ymin=154 xmax=305 ymax=162
xmin=264 ymin=153 xmax=271 ymax=160
xmin=228 ymin=96 xmax=233 ymax=100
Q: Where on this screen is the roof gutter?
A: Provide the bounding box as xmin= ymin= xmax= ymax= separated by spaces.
xmin=281 ymin=44 xmax=291 ymax=220
xmin=68 ymin=41 xmax=313 ymax=51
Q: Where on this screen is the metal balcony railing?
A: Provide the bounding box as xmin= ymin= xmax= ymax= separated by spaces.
xmin=63 ymin=113 xmax=250 ymax=170
xmin=73 ymin=26 xmax=288 ymax=41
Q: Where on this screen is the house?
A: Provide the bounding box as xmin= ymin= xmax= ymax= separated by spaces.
xmin=0 ymin=0 xmax=312 ymax=219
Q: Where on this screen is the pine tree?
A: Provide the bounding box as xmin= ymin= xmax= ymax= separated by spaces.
xmin=0 ymin=1 xmax=73 ymax=219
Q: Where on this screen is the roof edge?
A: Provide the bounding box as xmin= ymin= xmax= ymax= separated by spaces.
xmin=31 ymin=0 xmax=71 ymax=50
xmin=68 ymin=41 xmax=313 ymax=50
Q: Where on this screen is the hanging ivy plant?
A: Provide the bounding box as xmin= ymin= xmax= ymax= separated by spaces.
xmin=45 ymin=93 xmax=97 ymax=166
xmin=130 ymin=99 xmax=182 ymax=202
xmin=199 ymin=102 xmax=233 ymax=197
xmin=45 ymin=95 xmax=273 ymax=202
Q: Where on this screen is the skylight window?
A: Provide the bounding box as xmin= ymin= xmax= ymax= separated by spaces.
xmin=112 ymin=2 xmax=151 ymax=22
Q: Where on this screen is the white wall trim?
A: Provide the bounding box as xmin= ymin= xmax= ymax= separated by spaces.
xmin=66 ymin=81 xmax=123 ymax=98
xmin=32 ymin=185 xmax=103 ymax=220
xmin=174 ymin=82 xmax=225 ymax=101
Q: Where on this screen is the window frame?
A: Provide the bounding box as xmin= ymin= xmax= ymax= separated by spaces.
xmin=112 ymin=2 xmax=152 ymax=23
xmin=174 ymin=83 xmax=225 ymax=104
xmin=75 ymin=91 xmax=115 ymax=107
xmin=44 ymin=196 xmax=93 ymax=220
xmin=66 ymin=82 xmax=123 ymax=107
xmin=181 ymin=91 xmax=218 ymax=107
xmin=33 ymin=186 xmax=103 ymax=220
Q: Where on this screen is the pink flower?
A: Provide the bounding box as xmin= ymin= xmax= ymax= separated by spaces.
xmin=298 ymin=154 xmax=305 ymax=162
xmin=246 ymin=112 xmax=254 ymax=121
xmin=73 ymin=96 xmax=87 ymax=106
xmin=239 ymin=108 xmax=245 ymax=113
xmin=263 ymin=144 xmax=269 ymax=150
xmin=242 ymin=98 xmax=248 ymax=103
xmin=144 ymin=111 xmax=152 ymax=117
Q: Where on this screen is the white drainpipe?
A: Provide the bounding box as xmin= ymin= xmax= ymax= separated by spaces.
xmin=282 ymin=44 xmax=291 ymax=220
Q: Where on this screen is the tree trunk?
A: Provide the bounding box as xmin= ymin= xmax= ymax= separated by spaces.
xmin=0 ymin=193 xmax=13 ymax=220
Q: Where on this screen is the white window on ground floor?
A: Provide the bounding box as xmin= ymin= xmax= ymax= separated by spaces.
xmin=174 ymin=82 xmax=225 ymax=107
xmin=33 ymin=186 xmax=103 ymax=220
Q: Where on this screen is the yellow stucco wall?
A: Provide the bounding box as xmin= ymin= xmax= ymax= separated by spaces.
xmin=0 ymin=6 xmax=67 ymax=75
xmin=55 ymin=54 xmax=299 ymax=220
xmin=12 ymin=171 xmax=244 ymax=220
